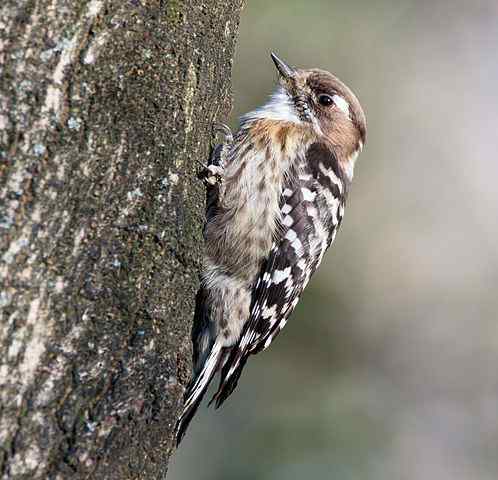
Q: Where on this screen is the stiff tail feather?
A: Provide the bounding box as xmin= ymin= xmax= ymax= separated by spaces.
xmin=175 ymin=342 xmax=223 ymax=445
xmin=210 ymin=349 xmax=249 ymax=409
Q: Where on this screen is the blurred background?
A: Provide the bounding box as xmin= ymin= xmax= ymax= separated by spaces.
xmin=171 ymin=0 xmax=498 ymax=478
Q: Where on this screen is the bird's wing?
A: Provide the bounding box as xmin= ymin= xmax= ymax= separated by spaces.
xmin=211 ymin=143 xmax=346 ymax=407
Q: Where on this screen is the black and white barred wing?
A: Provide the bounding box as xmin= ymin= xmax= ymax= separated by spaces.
xmin=213 ymin=148 xmax=345 ymax=406
xmin=248 ymin=195 xmax=322 ymax=354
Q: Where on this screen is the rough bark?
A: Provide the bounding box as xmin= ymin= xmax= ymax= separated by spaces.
xmin=0 ymin=0 xmax=243 ymax=478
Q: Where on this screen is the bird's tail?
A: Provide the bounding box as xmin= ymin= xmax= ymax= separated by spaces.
xmin=175 ymin=341 xmax=223 ymax=445
xmin=209 ymin=343 xmax=249 ymax=408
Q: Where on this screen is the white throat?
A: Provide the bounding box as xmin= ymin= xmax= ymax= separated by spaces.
xmin=240 ymin=86 xmax=302 ymax=125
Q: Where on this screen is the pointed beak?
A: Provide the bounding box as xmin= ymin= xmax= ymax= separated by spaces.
xmin=270 ymin=52 xmax=296 ymax=79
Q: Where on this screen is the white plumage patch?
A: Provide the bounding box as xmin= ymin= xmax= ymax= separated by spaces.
xmin=182 ymin=342 xmax=222 ymax=411
xmin=263 ymin=335 xmax=273 ymax=349
xmin=272 ymin=267 xmax=292 ymax=285
xmin=262 ymin=272 xmax=272 ymax=284
xmin=306 ymin=204 xmax=318 ymax=218
xmin=281 ymin=203 xmax=292 ymax=215
xmin=301 ymin=187 xmax=316 ymax=202
xmin=320 ymin=189 xmax=340 ymax=225
xmin=332 ymin=94 xmax=349 ymax=116
xmin=282 ymin=215 xmax=294 ymax=227
xmin=285 ymin=229 xmax=297 ymax=242
xmin=330 ymin=229 xmax=337 ymax=245
xmin=241 ymin=86 xmax=302 ymax=124
xmin=343 ymin=149 xmax=360 ymax=181
xmin=319 ymin=162 xmax=343 ymax=194
xmin=291 ymin=237 xmax=304 ymax=256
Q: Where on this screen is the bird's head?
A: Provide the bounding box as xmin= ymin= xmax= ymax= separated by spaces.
xmin=240 ymin=53 xmax=367 ymax=180
xmin=269 ymin=53 xmax=366 ymax=163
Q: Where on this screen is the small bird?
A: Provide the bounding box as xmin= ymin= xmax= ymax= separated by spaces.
xmin=176 ymin=52 xmax=366 ymax=444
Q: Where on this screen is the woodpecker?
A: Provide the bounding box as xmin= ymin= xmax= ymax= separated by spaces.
xmin=176 ymin=52 xmax=366 ymax=444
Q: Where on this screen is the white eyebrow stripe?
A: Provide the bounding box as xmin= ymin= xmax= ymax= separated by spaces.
xmin=332 ymin=94 xmax=349 ymax=115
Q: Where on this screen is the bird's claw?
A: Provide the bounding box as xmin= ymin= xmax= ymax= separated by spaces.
xmin=198 ymin=164 xmax=224 ymax=186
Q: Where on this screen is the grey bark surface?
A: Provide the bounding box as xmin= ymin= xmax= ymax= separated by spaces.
xmin=0 ymin=0 xmax=243 ymax=478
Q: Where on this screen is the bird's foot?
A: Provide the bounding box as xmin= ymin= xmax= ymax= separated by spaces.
xmin=198 ymin=164 xmax=224 ymax=186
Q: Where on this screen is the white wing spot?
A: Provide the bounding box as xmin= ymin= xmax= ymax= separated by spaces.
xmin=301 ymin=187 xmax=316 ymax=202
xmin=282 ymin=215 xmax=294 ymax=227
xmin=283 ymin=188 xmax=293 ymax=197
xmin=306 ymin=205 xmax=318 ymax=218
xmin=272 ymin=267 xmax=291 ymax=285
xmin=279 ymin=317 xmax=289 ymax=330
xmin=297 ymin=259 xmax=307 ymax=270
xmin=291 ymin=237 xmax=304 ymax=256
xmin=285 ymin=229 xmax=297 ymax=241
xmin=319 ymin=162 xmax=343 ymax=194
xmin=281 ymin=204 xmax=292 ymax=215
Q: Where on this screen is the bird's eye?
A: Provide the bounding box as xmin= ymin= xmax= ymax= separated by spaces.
xmin=318 ymin=94 xmax=334 ymax=107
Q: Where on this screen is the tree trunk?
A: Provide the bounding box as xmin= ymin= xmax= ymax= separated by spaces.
xmin=0 ymin=1 xmax=243 ymax=478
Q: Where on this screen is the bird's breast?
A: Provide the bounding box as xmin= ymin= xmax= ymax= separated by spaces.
xmin=206 ymin=121 xmax=313 ymax=281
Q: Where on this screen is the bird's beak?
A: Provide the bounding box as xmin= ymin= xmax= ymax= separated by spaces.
xmin=270 ymin=52 xmax=296 ymax=79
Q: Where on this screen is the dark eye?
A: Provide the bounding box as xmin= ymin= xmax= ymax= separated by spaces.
xmin=318 ymin=94 xmax=334 ymax=107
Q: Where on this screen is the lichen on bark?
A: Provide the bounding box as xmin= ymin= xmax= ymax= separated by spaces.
xmin=0 ymin=0 xmax=244 ymax=478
